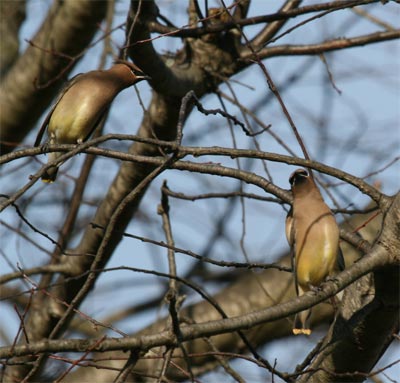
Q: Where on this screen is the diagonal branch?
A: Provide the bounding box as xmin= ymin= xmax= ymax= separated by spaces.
xmin=250 ymin=0 xmax=302 ymax=49
xmin=243 ymin=30 xmax=400 ymax=59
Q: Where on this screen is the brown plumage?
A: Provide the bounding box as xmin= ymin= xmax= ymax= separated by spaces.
xmin=286 ymin=169 xmax=344 ymax=335
xmin=35 ymin=60 xmax=150 ymax=182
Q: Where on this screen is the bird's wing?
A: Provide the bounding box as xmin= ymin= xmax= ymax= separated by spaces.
xmin=286 ymin=207 xmax=300 ymax=296
xmin=82 ymin=105 xmax=110 ymax=143
xmin=34 ymin=108 xmax=53 ymax=146
xmin=285 ymin=207 xmax=294 ymax=246
xmin=337 ymin=246 xmax=345 ymax=271
xmin=34 ymin=73 xmax=85 ymax=146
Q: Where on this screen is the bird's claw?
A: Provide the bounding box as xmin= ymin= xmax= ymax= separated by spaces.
xmin=41 ymin=142 xmax=49 ymax=154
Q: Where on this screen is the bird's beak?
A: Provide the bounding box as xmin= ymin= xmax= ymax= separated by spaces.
xmin=138 ymin=74 xmax=152 ymax=81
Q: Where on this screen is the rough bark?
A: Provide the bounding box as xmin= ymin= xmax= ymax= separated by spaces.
xmin=0 ymin=1 xmax=26 ymax=78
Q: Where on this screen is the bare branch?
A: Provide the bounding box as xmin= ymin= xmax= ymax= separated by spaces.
xmin=245 ymin=30 xmax=400 ymax=59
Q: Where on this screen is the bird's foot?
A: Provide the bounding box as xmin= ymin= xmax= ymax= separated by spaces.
xmin=41 ymin=142 xmax=50 ymax=154
xmin=309 ymin=284 xmax=323 ymax=294
xmin=325 ymin=275 xmax=339 ymax=283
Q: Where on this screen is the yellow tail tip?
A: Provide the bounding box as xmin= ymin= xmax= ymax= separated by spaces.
xmin=41 ymin=178 xmax=55 ymax=184
xmin=293 ymin=328 xmax=312 ymax=336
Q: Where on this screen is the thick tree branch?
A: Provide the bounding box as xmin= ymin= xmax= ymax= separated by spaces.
xmin=0 ymin=1 xmax=26 ymax=78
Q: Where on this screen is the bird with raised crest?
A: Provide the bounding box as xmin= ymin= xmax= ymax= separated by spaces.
xmin=286 ymin=169 xmax=344 ymax=335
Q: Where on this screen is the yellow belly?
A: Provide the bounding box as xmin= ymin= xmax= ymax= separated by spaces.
xmin=295 ymin=222 xmax=339 ymax=290
xmin=48 ymin=100 xmax=94 ymax=144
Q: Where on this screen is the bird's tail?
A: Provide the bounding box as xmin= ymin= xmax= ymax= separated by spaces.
xmin=293 ymin=309 xmax=312 ymax=335
xmin=41 ymin=165 xmax=59 ymax=183
xmin=41 ymin=150 xmax=61 ymax=183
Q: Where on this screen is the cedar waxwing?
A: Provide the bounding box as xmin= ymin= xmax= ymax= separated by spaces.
xmin=286 ymin=169 xmax=344 ymax=335
xmin=35 ymin=60 xmax=150 ymax=182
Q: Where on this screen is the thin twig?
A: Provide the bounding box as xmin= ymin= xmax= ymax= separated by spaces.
xmin=158 ymin=180 xmax=194 ymax=381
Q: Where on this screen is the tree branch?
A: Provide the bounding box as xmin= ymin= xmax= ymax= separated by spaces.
xmin=1 ymin=208 xmax=395 ymax=360
xmin=243 ymin=30 xmax=400 ymax=59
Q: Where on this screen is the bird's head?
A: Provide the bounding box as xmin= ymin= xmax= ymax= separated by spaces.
xmin=112 ymin=59 xmax=151 ymax=84
xmin=289 ymin=169 xmax=309 ymax=188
